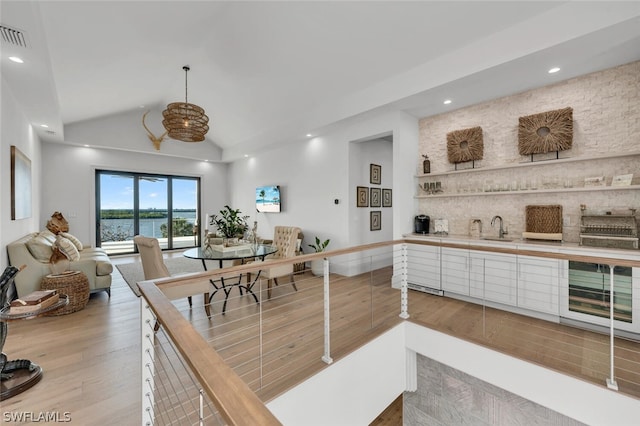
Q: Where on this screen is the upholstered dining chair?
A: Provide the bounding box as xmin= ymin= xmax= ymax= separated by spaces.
xmin=133 ymin=235 xmax=210 ymax=316
xmin=259 ymin=226 xmax=302 ymax=299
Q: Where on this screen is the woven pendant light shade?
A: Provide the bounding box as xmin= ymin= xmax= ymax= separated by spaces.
xmin=162 ymin=66 xmax=209 ymax=142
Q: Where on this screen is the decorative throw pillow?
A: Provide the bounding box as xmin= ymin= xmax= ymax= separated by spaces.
xmin=60 ymin=232 xmax=83 ymax=251
xmin=39 ymin=229 xmax=58 ymax=244
xmin=55 ymin=235 xmax=81 ymax=261
xmin=26 ymin=234 xmax=54 ymax=262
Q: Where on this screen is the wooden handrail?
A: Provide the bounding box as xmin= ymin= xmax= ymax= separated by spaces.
xmin=139 ymin=281 xmax=282 ymax=425
xmin=140 ymin=238 xmax=640 ymax=424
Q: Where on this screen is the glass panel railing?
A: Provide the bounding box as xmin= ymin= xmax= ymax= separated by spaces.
xmin=139 ymin=240 xmax=640 ymax=423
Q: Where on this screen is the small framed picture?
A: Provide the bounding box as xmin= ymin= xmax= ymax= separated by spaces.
xmin=356 ymin=186 xmax=369 ymax=207
xmin=370 ymin=164 xmax=381 ymax=185
xmin=370 ymin=187 xmax=381 ymax=207
xmin=382 ymin=188 xmax=392 ymax=207
xmin=370 ymin=211 xmax=381 ymax=231
xmin=584 ymin=176 xmax=605 ymax=187
xmin=611 ymin=174 xmax=633 ymax=187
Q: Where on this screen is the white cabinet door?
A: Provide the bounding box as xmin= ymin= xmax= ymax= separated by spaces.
xmin=470 ymin=251 xmax=517 ymax=306
xmin=441 ymin=247 xmax=469 ymax=295
xmin=517 ymin=256 xmax=559 ymax=315
xmin=406 ymin=244 xmax=440 ymax=290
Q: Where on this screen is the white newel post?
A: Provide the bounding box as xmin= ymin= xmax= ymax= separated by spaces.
xmin=322 ymin=258 xmax=333 ymax=364
xmin=606 ymin=264 xmax=619 ymax=391
xmin=141 ymin=301 xmax=156 ymax=425
xmin=400 ymin=244 xmax=410 ymax=319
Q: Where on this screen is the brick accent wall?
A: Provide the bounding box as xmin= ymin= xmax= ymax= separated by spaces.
xmin=417 ymin=61 xmax=640 ymax=242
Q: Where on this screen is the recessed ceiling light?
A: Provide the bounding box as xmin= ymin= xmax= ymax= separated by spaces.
xmin=84 ymin=144 xmax=90 ymax=147
xmin=244 ymin=154 xmax=249 ymax=158
xmin=443 ymin=99 xmax=452 ymax=105
xmin=306 ymin=134 xmax=313 ymax=138
xmin=548 ymin=67 xmax=560 ymax=74
xmin=9 ymin=56 xmax=24 ymax=63
xmin=40 ymin=124 xmax=49 ymax=128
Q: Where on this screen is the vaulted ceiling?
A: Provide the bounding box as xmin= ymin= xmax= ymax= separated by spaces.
xmin=2 ymin=1 xmax=640 ymax=161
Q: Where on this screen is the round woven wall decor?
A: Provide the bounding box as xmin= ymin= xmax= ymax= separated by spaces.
xmin=518 ymin=107 xmax=573 ymax=155
xmin=446 ymin=126 xmax=483 ymax=164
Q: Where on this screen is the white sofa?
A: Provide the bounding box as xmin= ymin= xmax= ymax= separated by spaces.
xmin=7 ymin=232 xmax=113 ymax=297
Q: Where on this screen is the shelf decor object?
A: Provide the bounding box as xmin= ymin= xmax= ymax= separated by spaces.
xmin=422 ymin=154 xmax=431 ymax=174
xmin=523 ymin=204 xmax=563 ymax=241
xmin=446 ymin=126 xmax=483 ymax=169
xmin=518 ymin=107 xmax=573 ymax=159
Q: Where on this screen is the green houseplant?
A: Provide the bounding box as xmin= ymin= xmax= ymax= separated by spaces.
xmin=308 ymin=236 xmax=330 ymax=276
xmin=209 ymin=206 xmax=249 ymax=239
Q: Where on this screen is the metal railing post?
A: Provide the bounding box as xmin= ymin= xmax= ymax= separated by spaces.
xmin=322 ymin=258 xmax=333 ymax=364
xmin=400 ymin=244 xmax=410 ymax=319
xmin=141 ymin=300 xmax=156 ymax=426
xmin=607 ymin=264 xmax=619 ymax=391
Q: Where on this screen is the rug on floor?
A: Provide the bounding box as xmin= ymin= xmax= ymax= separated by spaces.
xmin=116 ymin=257 xmax=205 ymax=297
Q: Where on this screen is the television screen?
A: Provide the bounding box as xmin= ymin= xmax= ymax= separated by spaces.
xmin=256 ymin=185 xmax=281 ymax=213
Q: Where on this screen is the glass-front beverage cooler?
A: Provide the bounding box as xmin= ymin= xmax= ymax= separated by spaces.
xmin=561 ymin=261 xmax=639 ymax=334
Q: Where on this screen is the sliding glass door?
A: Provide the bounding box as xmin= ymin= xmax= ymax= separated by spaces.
xmin=96 ymin=170 xmax=200 ymax=255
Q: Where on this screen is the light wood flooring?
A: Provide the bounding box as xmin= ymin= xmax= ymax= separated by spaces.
xmin=3 ymin=252 xmax=639 ymax=425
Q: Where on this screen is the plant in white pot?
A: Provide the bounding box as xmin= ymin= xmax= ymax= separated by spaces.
xmin=209 ymin=205 xmax=249 ymax=246
xmin=308 ymin=236 xmax=330 ymax=276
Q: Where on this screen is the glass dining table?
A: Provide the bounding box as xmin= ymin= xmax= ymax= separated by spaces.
xmin=183 ymin=244 xmax=277 ymax=314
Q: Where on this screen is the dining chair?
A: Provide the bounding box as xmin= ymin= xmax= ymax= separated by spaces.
xmin=259 ymin=226 xmax=302 ymax=299
xmin=133 ymin=235 xmax=210 ymax=317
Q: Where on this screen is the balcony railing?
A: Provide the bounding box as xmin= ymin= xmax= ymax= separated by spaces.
xmin=138 ymin=239 xmax=640 ymax=425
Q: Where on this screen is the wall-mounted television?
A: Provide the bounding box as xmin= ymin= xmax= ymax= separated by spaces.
xmin=256 ymin=185 xmax=281 ymax=213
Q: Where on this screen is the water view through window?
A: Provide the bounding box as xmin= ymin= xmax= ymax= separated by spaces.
xmin=96 ymin=171 xmax=200 ymax=254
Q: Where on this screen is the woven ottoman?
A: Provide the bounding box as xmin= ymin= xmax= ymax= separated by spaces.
xmin=41 ymin=271 xmax=90 ymax=315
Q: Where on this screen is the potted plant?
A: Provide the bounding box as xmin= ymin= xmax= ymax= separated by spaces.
xmin=308 ymin=236 xmax=330 ymax=276
xmin=209 ymin=206 xmax=249 ymax=245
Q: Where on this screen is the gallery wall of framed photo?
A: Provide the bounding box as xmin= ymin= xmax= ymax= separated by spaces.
xmin=356 ymin=163 xmax=392 ymax=231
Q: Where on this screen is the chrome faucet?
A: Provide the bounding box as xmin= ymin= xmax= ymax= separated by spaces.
xmin=491 ymin=215 xmax=507 ymax=239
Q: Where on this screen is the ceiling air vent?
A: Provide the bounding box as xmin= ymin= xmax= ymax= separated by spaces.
xmin=0 ymin=24 xmax=28 ymax=48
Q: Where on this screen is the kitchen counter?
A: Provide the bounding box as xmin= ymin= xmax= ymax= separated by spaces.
xmin=403 ymin=233 xmax=640 ymax=261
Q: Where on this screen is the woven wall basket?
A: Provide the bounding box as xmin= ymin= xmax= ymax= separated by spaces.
xmin=518 ymin=107 xmax=573 ymax=155
xmin=446 ymin=126 xmax=484 ymax=164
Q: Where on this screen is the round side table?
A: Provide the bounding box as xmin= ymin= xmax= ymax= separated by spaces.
xmin=41 ymin=271 xmax=89 ymax=315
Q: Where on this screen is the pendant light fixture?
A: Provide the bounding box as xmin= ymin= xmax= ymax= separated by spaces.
xmin=162 ymin=65 xmax=209 ymax=142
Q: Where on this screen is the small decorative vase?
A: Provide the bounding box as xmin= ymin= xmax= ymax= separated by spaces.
xmin=422 ymin=155 xmax=431 ymax=174
xmin=311 ymin=259 xmax=324 ymax=276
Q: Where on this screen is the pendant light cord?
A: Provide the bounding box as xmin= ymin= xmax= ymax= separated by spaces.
xmin=183 ymin=65 xmax=190 ymax=104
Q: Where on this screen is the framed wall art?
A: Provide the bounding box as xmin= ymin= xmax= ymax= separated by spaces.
xmin=370 ymin=164 xmax=381 ymax=185
xmin=382 ymin=188 xmax=392 ymax=207
xmin=356 ymin=186 xmax=369 ymax=207
xmin=370 ymin=211 xmax=381 ymax=231
xmin=11 ymin=145 xmax=32 ymax=220
xmin=370 ymin=187 xmax=381 ymax=207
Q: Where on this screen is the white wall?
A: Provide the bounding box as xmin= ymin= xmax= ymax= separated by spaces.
xmin=227 ymin=110 xmax=418 ymax=251
xmin=1 ymin=77 xmax=43 ymax=270
xmin=40 ymin=143 xmax=229 ymax=247
xmin=267 ymin=323 xmax=407 ymax=426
